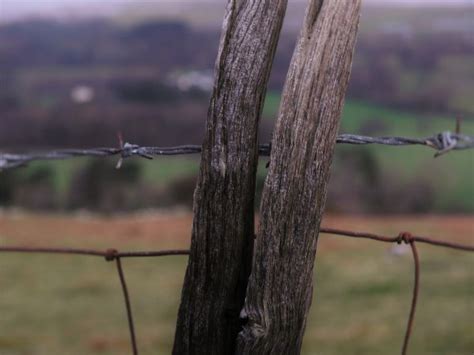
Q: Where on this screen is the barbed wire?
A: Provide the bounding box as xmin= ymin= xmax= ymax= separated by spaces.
xmin=1 ymin=130 xmax=473 ymax=170
xmin=1 ymin=118 xmax=472 ymax=354
xmin=1 ymin=227 xmax=472 ymax=355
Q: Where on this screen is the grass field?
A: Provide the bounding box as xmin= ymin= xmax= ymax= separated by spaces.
xmin=0 ymin=211 xmax=472 ymax=354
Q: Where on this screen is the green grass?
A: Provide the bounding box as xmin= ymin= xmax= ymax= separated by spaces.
xmin=141 ymin=156 xmax=199 ymax=184
xmin=0 ymin=255 xmax=187 ymax=355
xmin=303 ymin=246 xmax=474 ymax=355
xmin=0 ymin=215 xmax=472 ymax=354
xmin=22 ymin=159 xmax=86 ymax=196
xmin=17 ymin=156 xmax=200 ymax=200
xmin=262 ymin=91 xmax=281 ymax=119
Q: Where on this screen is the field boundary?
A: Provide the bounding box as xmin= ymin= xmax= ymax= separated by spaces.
xmin=1 ymin=227 xmax=473 ymax=355
xmin=1 ymin=124 xmax=473 ymax=354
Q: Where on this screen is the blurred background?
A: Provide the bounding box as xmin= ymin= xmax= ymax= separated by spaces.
xmin=0 ymin=1 xmax=472 ymax=354
xmin=0 ymin=0 xmax=473 ymax=214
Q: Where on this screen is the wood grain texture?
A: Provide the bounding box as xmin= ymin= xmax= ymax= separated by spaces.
xmin=236 ymin=1 xmax=362 ymax=354
xmin=172 ymin=1 xmax=287 ymax=354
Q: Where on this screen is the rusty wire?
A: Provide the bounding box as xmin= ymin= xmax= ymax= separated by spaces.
xmin=1 ymin=227 xmax=473 ymax=355
xmin=318 ymin=228 xmax=473 ymax=355
xmin=113 ymin=253 xmax=138 ymax=355
xmin=318 ymin=230 xmax=423 ymax=355
xmin=404 ymin=240 xmax=419 ymax=355
xmin=320 ymin=227 xmax=474 ymax=251
xmin=0 ymin=246 xmax=189 ymax=355
xmin=1 ymin=130 xmax=473 ymax=170
xmin=0 ymin=246 xmax=190 ymax=258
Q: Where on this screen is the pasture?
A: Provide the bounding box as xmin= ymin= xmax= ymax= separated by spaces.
xmin=0 ymin=211 xmax=472 ymax=354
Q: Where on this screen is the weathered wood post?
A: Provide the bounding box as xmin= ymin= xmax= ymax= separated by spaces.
xmin=237 ymin=1 xmax=362 ymax=354
xmin=173 ymin=1 xmax=288 ymax=354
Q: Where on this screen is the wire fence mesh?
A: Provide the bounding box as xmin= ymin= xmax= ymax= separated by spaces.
xmin=1 ymin=228 xmax=473 ymax=355
xmin=1 ymin=127 xmax=473 ymax=354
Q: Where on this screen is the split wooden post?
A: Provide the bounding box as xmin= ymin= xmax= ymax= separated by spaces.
xmin=173 ymin=1 xmax=288 ymax=354
xmin=237 ymin=1 xmax=362 ymax=353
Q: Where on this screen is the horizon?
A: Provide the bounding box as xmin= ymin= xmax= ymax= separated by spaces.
xmin=1 ymin=0 xmax=472 ymax=23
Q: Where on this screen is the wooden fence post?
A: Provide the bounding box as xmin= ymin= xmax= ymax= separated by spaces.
xmin=173 ymin=1 xmax=287 ymax=354
xmin=237 ymin=1 xmax=362 ymax=354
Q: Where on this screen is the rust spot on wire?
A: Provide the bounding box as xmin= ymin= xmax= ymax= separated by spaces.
xmin=105 ymin=248 xmax=118 ymax=261
xmin=397 ymin=231 xmax=414 ymax=245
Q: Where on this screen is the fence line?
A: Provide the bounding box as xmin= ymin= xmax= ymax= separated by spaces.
xmin=1 ymin=120 xmax=473 ymax=353
xmin=1 ymin=227 xmax=472 ymax=355
xmin=1 ymin=130 xmax=473 ymax=170
xmin=0 ymin=246 xmax=190 ymax=258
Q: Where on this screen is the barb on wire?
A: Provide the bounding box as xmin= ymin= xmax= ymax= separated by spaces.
xmin=337 ymin=131 xmax=474 ymax=157
xmin=1 ymin=130 xmax=473 ymax=171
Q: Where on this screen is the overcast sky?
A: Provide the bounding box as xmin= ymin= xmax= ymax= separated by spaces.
xmin=1 ymin=0 xmax=472 ymax=22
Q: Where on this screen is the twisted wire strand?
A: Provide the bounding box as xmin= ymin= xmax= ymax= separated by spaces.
xmin=1 ymin=131 xmax=472 ymax=170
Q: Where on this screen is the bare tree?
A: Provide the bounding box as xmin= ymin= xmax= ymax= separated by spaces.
xmin=237 ymin=1 xmax=362 ymax=354
xmin=173 ymin=1 xmax=288 ymax=354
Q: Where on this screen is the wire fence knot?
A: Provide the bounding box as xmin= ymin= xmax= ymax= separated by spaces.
xmin=104 ymin=248 xmax=119 ymax=261
xmin=397 ymin=232 xmax=414 ymax=245
xmin=429 ymin=131 xmax=474 ymax=157
xmin=116 ymin=142 xmax=153 ymax=169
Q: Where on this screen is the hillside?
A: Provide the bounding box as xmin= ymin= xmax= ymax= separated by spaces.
xmin=0 ymin=4 xmax=472 ymax=213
